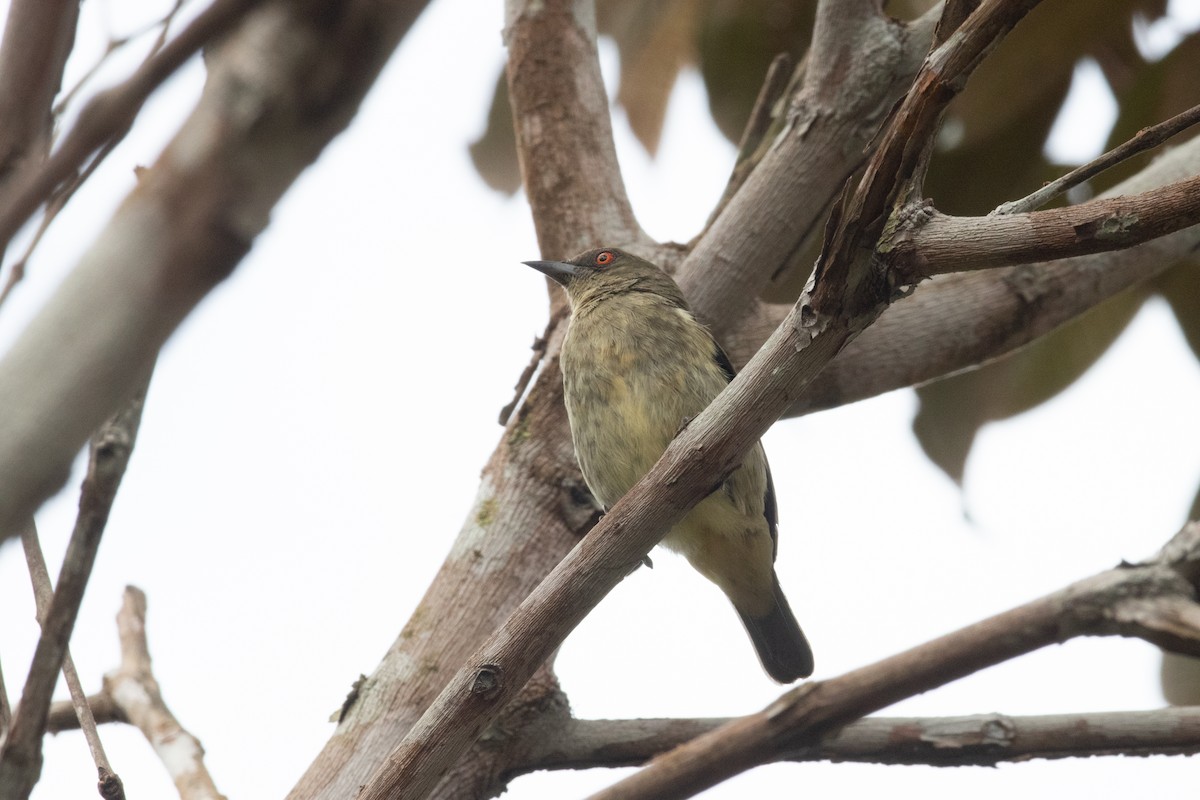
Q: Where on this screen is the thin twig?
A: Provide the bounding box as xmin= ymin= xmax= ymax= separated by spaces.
xmin=995 ymin=101 xmax=1200 ymax=215
xmin=53 ymin=0 xmax=193 ymax=115
xmin=0 ymin=381 xmax=148 ymax=800
xmin=20 ymin=522 xmax=123 ymax=798
xmin=498 ymin=326 xmax=551 ymax=426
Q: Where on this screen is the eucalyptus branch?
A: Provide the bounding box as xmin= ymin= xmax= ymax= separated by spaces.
xmin=588 ymin=521 xmax=1200 ymax=800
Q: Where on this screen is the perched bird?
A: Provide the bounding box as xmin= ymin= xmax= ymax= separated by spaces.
xmin=523 ymin=247 xmax=814 ymax=682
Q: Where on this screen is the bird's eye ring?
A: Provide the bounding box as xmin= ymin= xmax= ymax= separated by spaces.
xmin=595 ymin=250 xmax=614 ymax=267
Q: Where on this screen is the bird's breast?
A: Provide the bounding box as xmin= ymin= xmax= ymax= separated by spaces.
xmin=561 ymin=300 xmax=726 ymax=509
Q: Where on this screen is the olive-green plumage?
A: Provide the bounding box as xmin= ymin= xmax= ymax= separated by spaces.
xmin=523 ymin=247 xmax=814 ymax=682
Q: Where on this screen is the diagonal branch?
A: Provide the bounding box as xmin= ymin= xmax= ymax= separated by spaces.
xmin=0 ymin=0 xmax=267 ymax=254
xmin=588 ymin=521 xmax=1200 ymax=800
xmin=0 ymin=382 xmax=148 ymax=800
xmin=21 ymin=522 xmax=124 ymax=799
xmin=0 ymin=0 xmax=433 ymax=542
xmin=996 ymin=101 xmax=1200 ymax=215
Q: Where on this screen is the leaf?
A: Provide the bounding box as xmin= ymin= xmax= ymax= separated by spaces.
xmin=913 ymin=286 xmax=1148 ymax=483
xmin=696 ymin=0 xmax=817 ymax=143
xmin=603 ymin=0 xmax=700 ymax=154
xmin=468 ymin=75 xmax=522 ymax=196
xmin=1156 ymin=257 xmax=1200 ymax=363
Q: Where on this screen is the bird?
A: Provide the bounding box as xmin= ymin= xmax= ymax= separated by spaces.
xmin=523 ymin=247 xmax=814 ymax=682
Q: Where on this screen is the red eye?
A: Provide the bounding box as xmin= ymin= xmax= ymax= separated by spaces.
xmin=595 ymin=250 xmax=614 ymax=266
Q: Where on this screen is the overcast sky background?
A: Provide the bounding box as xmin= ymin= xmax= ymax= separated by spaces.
xmin=2 ymin=1 xmax=1200 ymax=798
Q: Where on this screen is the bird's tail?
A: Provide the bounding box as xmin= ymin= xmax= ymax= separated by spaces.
xmin=736 ymin=574 xmax=813 ymax=683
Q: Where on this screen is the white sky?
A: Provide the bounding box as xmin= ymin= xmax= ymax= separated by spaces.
xmin=2 ymin=1 xmax=1200 ymax=798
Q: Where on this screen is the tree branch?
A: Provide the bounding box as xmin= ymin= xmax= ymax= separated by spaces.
xmin=0 ymin=0 xmax=266 ymax=254
xmin=0 ymin=0 xmax=79 ymax=191
xmin=0 ymin=0 xmax=433 ymax=541
xmin=996 ymin=101 xmax=1200 ymax=215
xmin=0 ymin=384 xmax=148 ymax=800
xmin=676 ymin=1 xmax=941 ymax=336
xmin=891 ymin=172 xmax=1200 ymax=279
xmin=512 ymin=707 xmax=1200 ymax=773
xmin=20 ymin=522 xmax=124 ymax=799
xmin=355 ymin=3 xmax=1045 ymax=797
xmin=765 ymin=137 xmax=1200 ymax=417
xmin=104 ymin=587 xmax=225 ymax=800
xmin=588 ymin=521 xmax=1200 ymax=800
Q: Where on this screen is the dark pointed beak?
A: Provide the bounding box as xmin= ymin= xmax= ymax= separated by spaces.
xmin=522 ymin=259 xmax=577 ymax=287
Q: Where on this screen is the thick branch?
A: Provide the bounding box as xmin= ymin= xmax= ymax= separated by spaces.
xmin=0 ymin=0 xmax=265 ymax=253
xmin=289 ymin=2 xmax=632 ymax=795
xmin=505 ymin=0 xmax=648 ymax=263
xmin=514 ymin=707 xmax=1200 ymax=772
xmin=589 ymin=522 xmax=1200 ymax=800
xmin=0 ymin=0 xmax=432 ymax=541
xmin=676 ymin=2 xmax=940 ymax=336
xmin=0 ymin=0 xmax=78 ymax=190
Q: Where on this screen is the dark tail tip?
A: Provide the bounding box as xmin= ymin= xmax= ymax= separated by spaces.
xmin=737 ymin=578 xmax=814 ymax=683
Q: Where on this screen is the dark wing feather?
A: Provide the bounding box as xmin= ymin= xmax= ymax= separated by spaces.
xmin=711 ymin=336 xmax=779 ymax=558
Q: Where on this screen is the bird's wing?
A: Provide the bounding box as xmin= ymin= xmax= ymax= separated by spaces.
xmin=711 ymin=336 xmax=780 ymax=558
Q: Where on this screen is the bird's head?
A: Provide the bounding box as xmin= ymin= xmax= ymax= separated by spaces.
xmin=522 ymin=248 xmax=682 ymax=308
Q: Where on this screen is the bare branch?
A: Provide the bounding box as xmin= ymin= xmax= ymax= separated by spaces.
xmin=513 ymin=707 xmax=1200 ymax=773
xmin=0 ymin=0 xmax=79 ymax=190
xmin=997 ymin=101 xmax=1200 ymax=215
xmin=104 ymin=587 xmax=226 ymax=800
xmin=0 ymin=0 xmax=433 ymax=541
xmin=768 ymin=136 xmax=1200 ymax=417
xmin=676 ymin=2 xmax=940 ymax=335
xmin=46 ymin=693 xmax=127 ymax=735
xmin=21 ymin=522 xmax=124 ymax=798
xmin=504 ymin=0 xmax=648 ymax=263
xmin=0 ymin=385 xmax=147 ymax=800
xmin=892 ymin=173 xmax=1200 ymax=279
xmin=0 ymin=0 xmax=266 ymax=254
xmin=588 ymin=522 xmax=1200 ymax=800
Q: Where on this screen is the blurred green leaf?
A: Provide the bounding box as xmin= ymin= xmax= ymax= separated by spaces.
xmin=913 ymin=286 xmax=1148 ymax=483
xmin=469 ymin=74 xmax=522 ymax=196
